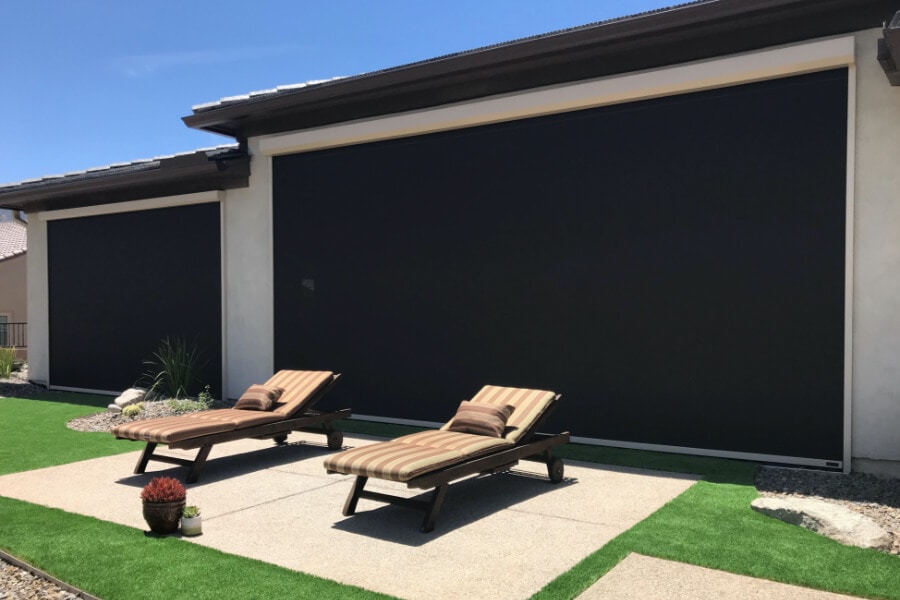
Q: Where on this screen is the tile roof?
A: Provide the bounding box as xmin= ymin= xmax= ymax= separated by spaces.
xmin=0 ymin=144 xmax=240 ymax=193
xmin=189 ymin=1 xmax=705 ymax=115
xmin=0 ymin=220 xmax=27 ymax=261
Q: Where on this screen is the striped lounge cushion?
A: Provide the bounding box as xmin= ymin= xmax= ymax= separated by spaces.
xmin=265 ymin=370 xmax=334 ymax=416
xmin=112 ymin=415 xmax=236 ymax=444
xmin=324 ymin=431 xmax=512 ymax=482
xmin=443 ymin=385 xmax=557 ymax=443
xmin=112 ymin=410 xmax=284 ymax=444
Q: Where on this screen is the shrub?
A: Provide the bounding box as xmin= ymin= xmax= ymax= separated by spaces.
xmin=165 ymin=398 xmax=206 ymax=415
xmin=197 ymin=385 xmax=214 ymax=409
xmin=182 ymin=505 xmax=201 ymax=518
xmin=140 ymin=477 xmax=186 ymax=504
xmin=0 ymin=347 xmax=16 ymax=378
xmin=122 ymin=403 xmax=144 ymax=419
xmin=140 ymin=336 xmax=207 ymax=399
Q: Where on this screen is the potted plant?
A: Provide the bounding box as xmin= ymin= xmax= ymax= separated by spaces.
xmin=140 ymin=476 xmax=186 ymax=534
xmin=181 ymin=505 xmax=202 ymax=536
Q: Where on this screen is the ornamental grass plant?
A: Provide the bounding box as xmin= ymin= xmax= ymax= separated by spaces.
xmin=140 ymin=336 xmax=207 ymax=399
xmin=0 ymin=346 xmax=16 ymax=378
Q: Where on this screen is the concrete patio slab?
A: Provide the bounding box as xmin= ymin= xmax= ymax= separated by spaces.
xmin=0 ymin=433 xmax=697 ymax=599
xmin=578 ymin=554 xmax=864 ymax=600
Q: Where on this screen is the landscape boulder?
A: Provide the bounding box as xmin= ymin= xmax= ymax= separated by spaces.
xmin=114 ymin=387 xmax=146 ymax=408
xmin=751 ymin=497 xmax=891 ymax=550
xmin=107 ymin=404 xmax=122 ymax=414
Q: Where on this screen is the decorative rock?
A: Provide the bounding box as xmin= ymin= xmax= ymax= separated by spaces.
xmin=114 ymin=387 xmax=146 ymax=408
xmin=107 ymin=404 xmax=122 ymax=414
xmin=751 ymin=497 xmax=892 ymax=550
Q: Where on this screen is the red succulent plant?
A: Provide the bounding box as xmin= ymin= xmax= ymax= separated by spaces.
xmin=140 ymin=476 xmax=186 ymax=503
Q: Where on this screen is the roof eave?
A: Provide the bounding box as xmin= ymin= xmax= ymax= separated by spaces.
xmin=0 ymin=153 xmax=250 ymax=213
xmin=182 ymin=0 xmax=896 ymax=139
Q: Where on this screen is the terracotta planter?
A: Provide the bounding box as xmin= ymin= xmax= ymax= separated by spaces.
xmin=142 ymin=500 xmax=185 ymax=534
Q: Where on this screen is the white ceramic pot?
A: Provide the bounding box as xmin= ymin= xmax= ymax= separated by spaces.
xmin=181 ymin=515 xmax=202 ymax=536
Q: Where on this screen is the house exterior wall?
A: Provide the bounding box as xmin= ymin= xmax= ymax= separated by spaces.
xmin=237 ymin=30 xmax=898 ymax=472
xmin=850 ymin=28 xmax=900 ymax=476
xmin=21 ymin=26 xmax=900 ymax=473
xmin=222 ymin=138 xmax=274 ymax=399
xmin=26 ymin=218 xmax=48 ymax=385
xmin=0 ymin=253 xmax=27 ymax=360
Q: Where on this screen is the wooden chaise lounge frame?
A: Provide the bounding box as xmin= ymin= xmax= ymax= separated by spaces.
xmin=328 ymin=389 xmax=569 ymax=533
xmin=114 ymin=371 xmax=347 ymax=483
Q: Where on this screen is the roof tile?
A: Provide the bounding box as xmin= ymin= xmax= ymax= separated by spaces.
xmin=0 ymin=220 xmax=27 ymax=261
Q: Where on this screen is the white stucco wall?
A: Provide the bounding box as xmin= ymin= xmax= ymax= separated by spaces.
xmin=222 ymin=138 xmax=275 ymax=399
xmin=25 ymin=218 xmax=48 ymax=386
xmin=850 ymin=28 xmax=900 ymax=474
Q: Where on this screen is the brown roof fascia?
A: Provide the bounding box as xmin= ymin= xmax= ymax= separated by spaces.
xmin=182 ymin=0 xmax=897 ymax=139
xmin=0 ymin=153 xmax=250 ymax=213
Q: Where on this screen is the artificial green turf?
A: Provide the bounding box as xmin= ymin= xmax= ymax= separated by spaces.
xmin=0 ymin=496 xmax=396 ymax=600
xmin=337 ymin=418 xmax=428 ymax=440
xmin=532 ymin=481 xmax=900 ymax=600
xmin=0 ymin=394 xmax=137 ymax=475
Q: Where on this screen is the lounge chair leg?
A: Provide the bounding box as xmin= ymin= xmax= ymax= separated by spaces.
xmin=326 ymin=429 xmax=343 ymax=449
xmin=134 ymin=442 xmax=158 ymax=475
xmin=548 ymin=457 xmax=564 ymax=483
xmin=421 ymin=484 xmax=448 ymax=533
xmin=343 ymin=476 xmax=368 ymax=516
xmin=185 ymin=445 xmax=213 ymax=484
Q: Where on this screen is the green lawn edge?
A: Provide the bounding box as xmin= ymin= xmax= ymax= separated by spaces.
xmin=532 ymin=478 xmax=900 ymax=600
xmin=0 ymin=496 xmax=397 ymax=600
xmin=0 ymin=394 xmax=138 ymax=476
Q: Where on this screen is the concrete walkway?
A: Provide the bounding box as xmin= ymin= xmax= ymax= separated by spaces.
xmin=0 ymin=432 xmax=696 ymax=599
xmin=578 ymin=554 xmax=864 ymax=599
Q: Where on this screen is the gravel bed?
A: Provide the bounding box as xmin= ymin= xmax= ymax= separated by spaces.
xmin=0 ymin=367 xmax=51 ymax=400
xmin=755 ymin=465 xmax=900 ymax=555
xmin=0 ymin=558 xmax=81 ymax=600
xmin=65 ymin=398 xmax=231 ymax=433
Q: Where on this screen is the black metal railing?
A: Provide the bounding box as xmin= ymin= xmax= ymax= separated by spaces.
xmin=0 ymin=322 xmax=26 ymax=348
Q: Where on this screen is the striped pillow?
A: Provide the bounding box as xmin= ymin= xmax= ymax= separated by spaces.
xmin=234 ymin=384 xmax=284 ymax=411
xmin=447 ymin=401 xmax=515 ymax=438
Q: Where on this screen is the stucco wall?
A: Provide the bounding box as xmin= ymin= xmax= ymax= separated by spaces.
xmin=26 ymin=218 xmax=47 ymax=384
xmin=850 ymin=28 xmax=900 ymax=474
xmin=0 ymin=252 xmax=27 ymax=360
xmin=222 ymin=138 xmax=274 ymax=399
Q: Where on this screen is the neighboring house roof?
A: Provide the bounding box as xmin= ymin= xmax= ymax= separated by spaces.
xmin=0 ymin=145 xmax=250 ymax=213
xmin=0 ymin=220 xmax=27 ymax=262
xmin=183 ymin=0 xmax=896 ymax=139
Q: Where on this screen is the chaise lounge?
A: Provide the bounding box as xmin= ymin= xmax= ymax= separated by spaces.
xmin=324 ymin=384 xmax=569 ymax=532
xmin=113 ymin=370 xmax=347 ymax=483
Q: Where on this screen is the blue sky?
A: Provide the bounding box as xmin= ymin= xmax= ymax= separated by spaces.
xmin=0 ymin=1 xmax=674 ymax=184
